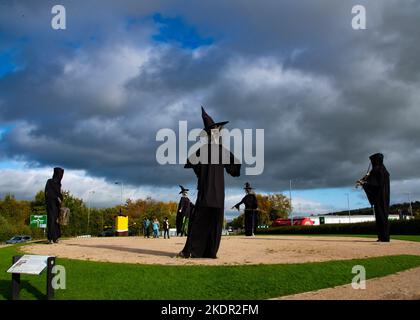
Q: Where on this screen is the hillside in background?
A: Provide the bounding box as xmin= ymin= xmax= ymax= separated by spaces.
xmin=326 ymin=201 xmax=420 ymax=216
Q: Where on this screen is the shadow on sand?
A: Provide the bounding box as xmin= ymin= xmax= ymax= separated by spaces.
xmin=246 ymin=236 xmax=377 ymax=243
xmin=62 ymin=243 xmax=177 ymax=258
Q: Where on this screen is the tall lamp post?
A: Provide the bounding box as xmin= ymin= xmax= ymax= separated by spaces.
xmin=87 ymin=190 xmax=95 ymax=234
xmin=115 ymin=181 xmax=124 ymax=213
xmin=407 ymin=192 xmax=413 ymax=217
xmin=345 ymin=193 xmax=350 ymax=223
xmin=289 ymin=179 xmax=293 ymax=226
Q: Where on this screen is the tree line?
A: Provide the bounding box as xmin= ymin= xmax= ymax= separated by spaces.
xmin=0 ymin=191 xmax=178 ymax=241
xmin=0 ymin=191 xmax=292 ymax=242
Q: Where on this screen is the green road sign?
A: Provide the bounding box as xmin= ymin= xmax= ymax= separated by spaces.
xmin=30 ymin=215 xmax=47 ymax=228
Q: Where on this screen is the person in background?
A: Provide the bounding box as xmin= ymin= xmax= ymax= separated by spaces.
xmin=45 ymin=167 xmax=64 ymax=244
xmin=152 ymin=218 xmax=160 ymax=238
xmin=163 ymin=217 xmax=170 ymax=239
xmin=143 ymin=218 xmax=151 ymax=238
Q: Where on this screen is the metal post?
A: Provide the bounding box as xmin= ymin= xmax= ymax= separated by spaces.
xmin=289 ymin=179 xmax=293 ymax=226
xmin=407 ymin=192 xmax=413 ymax=217
xmin=87 ymin=190 xmax=95 ymax=234
xmin=121 ymin=183 xmax=124 ymax=205
xmin=345 ymin=193 xmax=350 ymax=223
xmin=87 ymin=197 xmax=90 ymax=234
xmin=46 ymin=257 xmax=56 ymax=300
xmin=115 ymin=181 xmax=124 ymax=210
xmin=11 ymin=256 xmax=22 ymax=300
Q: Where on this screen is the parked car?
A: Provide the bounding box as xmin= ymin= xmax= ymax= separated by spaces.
xmin=6 ymin=235 xmax=32 ymax=244
xmin=98 ymin=229 xmax=115 ymax=237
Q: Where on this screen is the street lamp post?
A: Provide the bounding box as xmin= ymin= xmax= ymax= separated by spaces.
xmin=407 ymin=192 xmax=413 ymax=217
xmin=345 ymin=193 xmax=350 ymax=223
xmin=87 ymin=190 xmax=95 ymax=234
xmin=115 ymin=181 xmax=124 ymax=213
xmin=289 ymin=179 xmax=293 ymax=226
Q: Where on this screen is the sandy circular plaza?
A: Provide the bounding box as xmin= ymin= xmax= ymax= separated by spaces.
xmin=23 ymin=235 xmax=420 ymax=266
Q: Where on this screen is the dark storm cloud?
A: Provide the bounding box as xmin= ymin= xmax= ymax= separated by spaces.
xmin=1 ymin=0 xmax=420 ymax=192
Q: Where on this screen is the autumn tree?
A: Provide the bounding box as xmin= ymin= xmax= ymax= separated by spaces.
xmin=230 ymin=193 xmax=291 ymax=229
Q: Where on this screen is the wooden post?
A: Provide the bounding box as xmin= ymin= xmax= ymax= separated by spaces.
xmin=46 ymin=257 xmax=56 ymax=300
xmin=11 ymin=256 xmax=22 ymax=300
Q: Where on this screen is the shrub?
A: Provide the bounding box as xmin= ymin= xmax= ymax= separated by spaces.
xmin=0 ymin=215 xmax=15 ymax=242
xmin=0 ymin=215 xmax=40 ymax=242
xmin=257 ymin=219 xmax=420 ymax=235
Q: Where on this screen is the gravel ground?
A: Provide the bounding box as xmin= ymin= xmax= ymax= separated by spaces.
xmin=23 ymin=235 xmax=420 ymax=266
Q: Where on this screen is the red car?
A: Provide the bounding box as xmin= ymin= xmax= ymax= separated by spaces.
xmin=272 ymin=217 xmax=314 ymax=227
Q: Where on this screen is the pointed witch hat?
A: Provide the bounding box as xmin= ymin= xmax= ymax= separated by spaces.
xmin=244 ymin=182 xmax=253 ymax=190
xmin=179 ymin=185 xmax=189 ymax=194
xmin=201 ymin=106 xmax=229 ymax=131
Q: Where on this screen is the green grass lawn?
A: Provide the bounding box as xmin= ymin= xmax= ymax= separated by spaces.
xmin=1 ymin=245 xmax=420 ymax=300
xmin=349 ymin=234 xmax=420 ymax=242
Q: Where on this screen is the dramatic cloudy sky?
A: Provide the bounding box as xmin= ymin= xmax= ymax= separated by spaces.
xmin=1 ymin=0 xmax=419 ymax=218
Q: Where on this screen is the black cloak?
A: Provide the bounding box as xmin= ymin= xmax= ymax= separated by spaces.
xmin=234 ymin=193 xmax=258 ymax=236
xmin=176 ymin=196 xmax=193 ymax=236
xmin=45 ymin=167 xmax=64 ymax=242
xmin=181 ymin=143 xmax=241 ymax=258
xmin=362 ymin=153 xmax=390 ymax=242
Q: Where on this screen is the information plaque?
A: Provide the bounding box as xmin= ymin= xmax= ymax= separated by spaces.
xmin=7 ymin=255 xmax=50 ymax=275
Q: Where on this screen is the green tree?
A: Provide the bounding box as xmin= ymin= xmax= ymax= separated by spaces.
xmin=255 ymin=193 xmax=290 ymax=226
xmin=31 ymin=191 xmax=46 ymax=215
xmin=0 ymin=194 xmax=31 ymax=226
xmin=61 ymin=190 xmax=89 ymax=236
xmin=0 ymin=195 xmax=32 ymax=241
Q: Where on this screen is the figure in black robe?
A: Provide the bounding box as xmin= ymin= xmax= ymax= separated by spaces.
xmin=361 ymin=153 xmax=390 ymax=242
xmin=179 ymin=107 xmax=241 ymax=258
xmin=176 ymin=185 xmax=194 ymax=236
xmin=45 ymin=167 xmax=64 ymax=243
xmin=234 ymin=182 xmax=258 ymax=236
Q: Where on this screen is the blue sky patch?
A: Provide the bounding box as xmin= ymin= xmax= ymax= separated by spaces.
xmin=0 ymin=124 xmax=15 ymax=139
xmin=289 ymin=187 xmax=370 ymax=212
xmin=0 ymin=160 xmax=26 ymax=170
xmin=0 ymin=51 xmax=18 ymax=78
xmin=0 ymin=49 xmax=22 ymax=78
xmin=152 ymin=13 xmax=213 ymax=49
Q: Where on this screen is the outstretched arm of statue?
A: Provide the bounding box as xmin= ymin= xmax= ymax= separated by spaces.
xmin=232 ymin=199 xmax=243 ymax=210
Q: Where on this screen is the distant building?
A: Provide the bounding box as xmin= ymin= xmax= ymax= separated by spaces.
xmin=310 ymin=214 xmax=406 ymax=225
xmin=272 ymin=214 xmax=411 ymax=227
